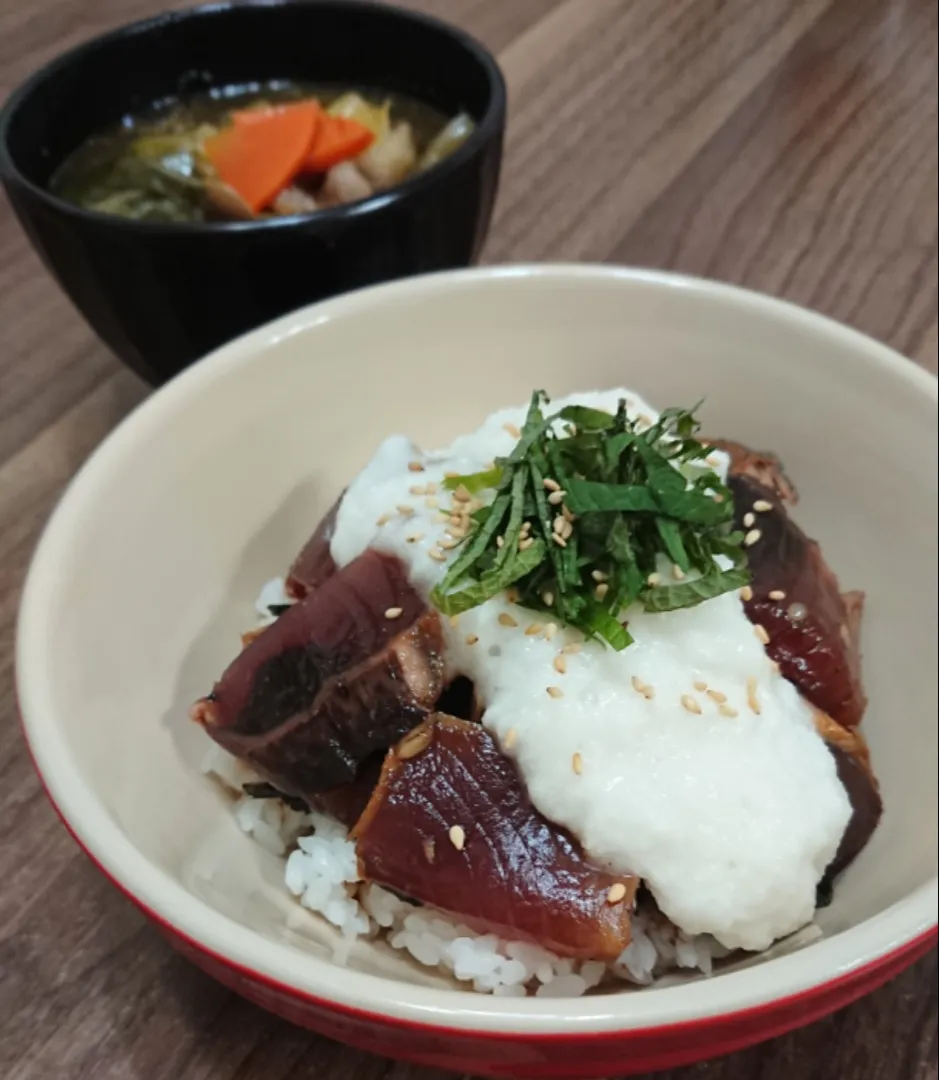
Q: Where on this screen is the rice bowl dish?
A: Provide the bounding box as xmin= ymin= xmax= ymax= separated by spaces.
xmin=192 ymin=386 xmax=880 ymax=998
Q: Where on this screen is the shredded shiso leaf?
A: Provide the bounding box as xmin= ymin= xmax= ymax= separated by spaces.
xmin=430 ymin=392 xmax=750 ymax=649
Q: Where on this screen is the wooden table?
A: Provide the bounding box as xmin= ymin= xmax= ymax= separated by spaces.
xmin=0 ymin=1 xmax=935 ymax=1078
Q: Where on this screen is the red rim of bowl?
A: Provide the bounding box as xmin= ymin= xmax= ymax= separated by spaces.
xmin=18 ymin=710 xmax=938 ymax=1045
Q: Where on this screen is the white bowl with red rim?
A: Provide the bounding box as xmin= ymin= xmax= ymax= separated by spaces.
xmin=16 ymin=265 xmax=938 ymax=1078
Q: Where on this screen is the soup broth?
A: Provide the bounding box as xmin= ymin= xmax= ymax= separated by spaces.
xmin=49 ymin=81 xmax=474 ymax=224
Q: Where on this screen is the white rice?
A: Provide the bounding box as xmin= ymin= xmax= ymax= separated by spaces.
xmin=203 ymin=738 xmax=722 ymax=996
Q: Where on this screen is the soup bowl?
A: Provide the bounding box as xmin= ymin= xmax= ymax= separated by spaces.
xmin=16 ymin=266 xmax=938 ymax=1078
xmin=0 ymin=0 xmax=505 ymax=386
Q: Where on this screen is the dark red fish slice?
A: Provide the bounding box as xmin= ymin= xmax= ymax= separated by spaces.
xmin=192 ymin=550 xmax=445 ymax=800
xmin=286 ymin=494 xmax=343 ymax=599
xmin=728 ymin=471 xmax=867 ymax=728
xmin=812 ymin=710 xmax=882 ymax=879
xmin=352 ymin=714 xmax=639 ymax=960
xmin=711 ymin=439 xmax=866 ymax=729
xmin=707 ymin=439 xmax=798 ymax=505
xmin=311 ymin=755 xmax=385 ymax=828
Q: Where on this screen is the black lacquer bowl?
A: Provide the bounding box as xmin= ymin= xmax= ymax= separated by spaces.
xmin=0 ymin=0 xmax=506 ymax=385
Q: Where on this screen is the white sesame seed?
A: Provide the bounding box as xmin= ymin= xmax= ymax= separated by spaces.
xmin=743 ymin=511 xmax=755 ymax=527
xmin=744 ymin=529 xmax=762 ymax=547
xmin=498 ymin=613 xmax=518 ymax=628
xmin=503 ymin=422 xmax=521 ymax=439
xmin=553 ymin=654 xmax=567 ymax=674
xmin=543 ymin=477 xmax=561 ymax=492
xmin=452 ymin=485 xmax=472 ymax=503
xmin=546 ymin=685 xmax=564 ymax=698
xmin=769 ymin=589 xmax=786 ymax=601
xmin=707 ymin=688 xmax=728 ymax=704
xmin=571 ymin=752 xmax=583 ymax=775
xmin=631 ymin=675 xmax=647 ymax=695
xmin=396 ymin=504 xmax=415 ymax=517
xmin=518 ymin=536 xmax=534 ymax=551
xmin=647 ymin=572 xmax=661 ymax=587
xmin=376 ymin=513 xmax=392 ymax=526
xmin=448 ymin=825 xmax=466 ymax=851
xmin=560 ymin=519 xmax=574 ymax=539
xmin=384 ymin=607 xmax=403 ymax=619
xmin=505 ymin=587 xmax=520 ymax=603
xmin=591 ymin=570 xmax=608 ymax=582
xmin=753 ymin=499 xmax=773 ymax=512
xmin=449 ymin=614 xmax=460 ymax=628
xmin=525 ymin=622 xmax=543 ymax=636
xmin=607 ymin=882 xmax=628 ymax=904
xmin=425 ymin=496 xmax=439 ymax=509
xmin=548 ymin=490 xmax=566 ymax=506
xmin=398 ymin=727 xmax=433 ymax=759
xmin=672 ymin=564 xmax=686 ymax=581
xmin=594 ymin=583 xmax=609 ymax=600
xmin=693 ymin=680 xmax=708 ymax=692
xmin=720 ymin=704 xmax=739 ymax=718
xmin=542 ymin=591 xmax=555 ymax=607
xmin=552 ymin=515 xmax=566 ymax=534
xmin=754 ymin=624 xmax=770 ymax=644
xmin=408 ymin=484 xmax=427 ymax=496
xmin=544 ymin=622 xmax=558 ymax=640
xmin=405 ymin=532 xmax=424 ymax=544
xmin=561 ymin=503 xmax=576 ymax=524
xmin=503 ymin=728 xmax=517 ymax=750
xmin=681 ymin=694 xmax=702 ymax=715
xmin=840 ymin=623 xmax=851 ymax=645
xmin=428 ymin=548 xmax=447 ymax=562
xmin=746 ymin=676 xmax=761 ymax=715
xmin=562 ymin=643 xmax=582 ymax=655
xmin=425 ymin=481 xmax=437 ymax=495
xmin=496 ymin=535 xmax=505 ymax=548
xmin=465 ymin=634 xmax=479 ymax=645
xmin=552 ymin=534 xmax=568 ymax=547
xmin=439 ymin=537 xmax=459 ymax=549
xmin=444 ymin=471 xmax=460 ymax=479
xmin=740 ymin=585 xmax=754 ymax=602
xmin=407 ymin=461 xmax=425 ymax=473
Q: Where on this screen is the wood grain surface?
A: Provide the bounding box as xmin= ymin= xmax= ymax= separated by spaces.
xmin=0 ymin=1 xmax=936 ymax=1078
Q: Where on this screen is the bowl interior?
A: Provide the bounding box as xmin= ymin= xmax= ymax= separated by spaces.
xmin=17 ymin=267 xmax=938 ymax=1024
xmin=2 ymin=0 xmax=499 ymax=187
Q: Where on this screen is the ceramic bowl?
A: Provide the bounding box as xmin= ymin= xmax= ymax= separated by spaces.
xmin=16 ymin=266 xmax=938 ymax=1079
xmin=0 ymin=0 xmax=505 ymax=385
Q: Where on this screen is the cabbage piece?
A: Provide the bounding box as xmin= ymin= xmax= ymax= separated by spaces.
xmin=418 ymin=113 xmax=475 ymax=171
xmin=327 ymin=93 xmax=391 ymax=138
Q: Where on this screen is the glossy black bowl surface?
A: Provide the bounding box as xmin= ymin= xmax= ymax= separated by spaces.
xmin=0 ymin=0 xmax=506 ymax=385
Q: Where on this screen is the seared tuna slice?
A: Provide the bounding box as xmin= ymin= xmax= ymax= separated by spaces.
xmin=353 ymin=714 xmax=639 ymax=959
xmin=192 ymin=551 xmax=444 ymax=800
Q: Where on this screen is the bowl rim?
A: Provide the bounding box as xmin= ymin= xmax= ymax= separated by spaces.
xmin=16 ymin=264 xmax=939 ymax=1036
xmin=0 ymin=0 xmax=507 ymax=235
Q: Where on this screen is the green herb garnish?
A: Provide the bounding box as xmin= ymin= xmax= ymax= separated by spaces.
xmin=429 ymin=392 xmax=750 ymax=649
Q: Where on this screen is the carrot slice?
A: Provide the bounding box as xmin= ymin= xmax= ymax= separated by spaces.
xmin=203 ymin=101 xmax=320 ymax=213
xmin=303 ymin=115 xmax=375 ymax=173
